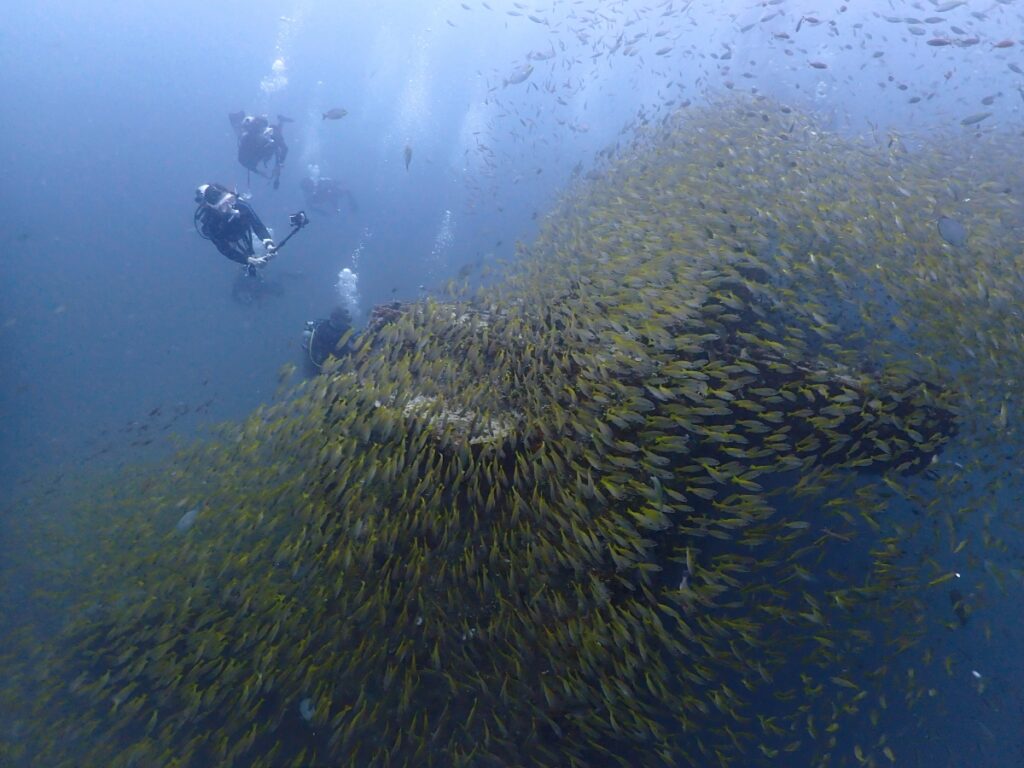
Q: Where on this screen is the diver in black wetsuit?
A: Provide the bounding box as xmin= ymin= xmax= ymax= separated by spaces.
xmin=228 ymin=112 xmax=291 ymax=189
xmin=300 ymin=176 xmax=359 ymax=216
xmin=302 ymin=307 xmax=355 ymax=372
xmin=194 ymin=183 xmax=277 ymax=272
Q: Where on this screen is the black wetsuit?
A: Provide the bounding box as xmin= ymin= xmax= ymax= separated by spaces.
xmin=240 ymin=125 xmax=287 ymax=171
xmin=301 ymin=177 xmax=358 ymax=215
xmin=233 ymin=115 xmax=288 ymax=188
xmin=196 ymin=202 xmax=271 ymax=265
xmin=306 ymin=317 xmax=353 ymax=370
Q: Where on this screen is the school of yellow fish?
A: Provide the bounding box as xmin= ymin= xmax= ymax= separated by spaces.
xmin=2 ymin=95 xmax=1023 ymax=767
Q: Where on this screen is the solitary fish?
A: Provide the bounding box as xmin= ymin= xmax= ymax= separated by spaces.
xmin=404 ymin=145 xmax=413 ymax=171
xmin=322 ymin=108 xmax=348 ymax=120
xmin=960 ymin=111 xmax=992 ymax=126
xmin=937 ymin=216 xmax=967 ymax=247
xmin=176 ymin=505 xmax=201 ymax=533
xmin=527 ymin=47 xmax=556 ymax=61
xmin=503 ymin=64 xmax=534 ymax=87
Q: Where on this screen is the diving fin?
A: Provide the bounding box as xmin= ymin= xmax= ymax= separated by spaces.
xmin=228 ymin=110 xmax=246 ymax=134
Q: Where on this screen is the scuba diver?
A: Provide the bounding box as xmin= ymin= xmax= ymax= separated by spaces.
xmin=194 ymin=183 xmax=277 ymax=272
xmin=194 ymin=183 xmax=310 ymax=277
xmin=302 ymin=307 xmax=355 ymax=372
xmin=228 ymin=112 xmax=292 ymax=189
xmin=300 ymin=176 xmax=359 ymax=216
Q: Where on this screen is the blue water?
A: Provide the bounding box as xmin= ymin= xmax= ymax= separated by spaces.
xmin=2 ymin=1 xmax=1024 ymax=765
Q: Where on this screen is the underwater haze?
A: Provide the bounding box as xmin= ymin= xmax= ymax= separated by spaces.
xmin=2 ymin=0 xmax=1024 ymax=766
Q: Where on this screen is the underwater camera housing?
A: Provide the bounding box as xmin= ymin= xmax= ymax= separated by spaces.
xmin=290 ymin=211 xmax=309 ymax=229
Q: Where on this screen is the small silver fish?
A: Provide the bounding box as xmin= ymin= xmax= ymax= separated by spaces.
xmin=527 ymin=47 xmax=556 ymax=61
xmin=322 ymin=108 xmax=348 ymax=121
xmin=176 ymin=505 xmax=201 ymax=533
xmin=503 ymin=64 xmax=534 ymax=87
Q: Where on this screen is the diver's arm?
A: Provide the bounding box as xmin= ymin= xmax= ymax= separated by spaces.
xmin=241 ymin=203 xmax=276 ymax=260
xmin=215 ymin=239 xmax=249 ymax=264
xmin=238 ymin=202 xmax=272 ymax=242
